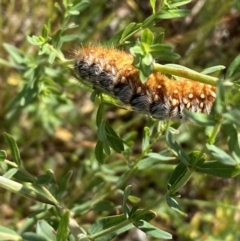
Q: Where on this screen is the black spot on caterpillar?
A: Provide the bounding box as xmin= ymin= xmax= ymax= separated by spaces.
xmin=74 ymin=46 xmax=216 ymax=120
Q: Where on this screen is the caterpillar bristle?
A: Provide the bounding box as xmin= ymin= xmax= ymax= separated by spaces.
xmin=74 ymin=46 xmax=216 ymax=121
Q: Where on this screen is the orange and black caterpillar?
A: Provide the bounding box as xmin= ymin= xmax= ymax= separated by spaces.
xmin=74 ymin=46 xmax=216 ymax=120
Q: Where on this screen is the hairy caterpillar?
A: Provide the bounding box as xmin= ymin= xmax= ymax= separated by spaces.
xmin=74 ymin=46 xmax=216 ymax=120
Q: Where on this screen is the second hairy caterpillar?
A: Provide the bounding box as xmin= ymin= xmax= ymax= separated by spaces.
xmin=74 ymin=46 xmax=216 ymax=120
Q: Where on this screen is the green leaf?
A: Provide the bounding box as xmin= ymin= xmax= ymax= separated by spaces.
xmin=95 ymin=140 xmax=104 ymax=164
xmin=137 ymin=152 xmax=175 ymax=170
xmin=184 ymin=111 xmax=216 ymax=126
xmin=165 ymin=194 xmax=186 ymax=216
xmin=0 ymin=150 xmax=7 ymax=162
xmin=96 ymin=103 xmax=104 ymax=127
xmin=222 ymin=124 xmax=240 ymax=161
xmin=88 ymin=214 xmax=132 ymax=241
xmin=41 ymin=25 xmax=49 ymax=38
xmin=135 ymin=220 xmax=172 ymax=239
xmin=201 ymin=65 xmax=226 ymax=75
xmin=206 ymin=144 xmax=237 ymax=165
xmin=132 ymin=209 xmax=156 ymax=222
xmin=36 ymin=174 xmax=53 ymax=185
xmin=56 ymin=210 xmax=70 ymax=241
xmin=128 ymin=195 xmax=141 ymax=204
xmin=97 ymin=120 xmax=108 ymax=142
xmin=223 ymin=109 xmax=240 ymax=128
xmin=3 ymin=133 xmax=22 ymax=166
xmin=142 ymin=126 xmax=150 ymax=150
xmin=168 ymin=0 xmax=191 ymax=7
xmin=196 ymin=161 xmax=240 ymax=178
xmin=123 ymin=185 xmax=132 ymax=218
xmin=120 ymin=22 xmax=142 ymax=43
xmin=152 ymin=49 xmax=180 ymax=61
xmin=3 ymin=43 xmax=26 ymax=64
xmin=48 ymin=52 xmax=56 ymax=64
xmin=105 ymin=122 xmax=124 ymax=153
xmin=166 ymin=129 xmax=190 ymax=165
xmin=141 ymin=29 xmax=154 ymax=45
xmin=36 ymin=220 xmax=56 ymax=241
xmin=58 ymin=170 xmax=73 ymax=196
xmin=68 ymin=0 xmax=89 ymax=15
xmin=168 ymin=162 xmax=188 ymax=191
xmin=27 ymin=35 xmax=44 ymax=46
xmin=226 ymin=54 xmax=240 ymax=78
xmin=3 ymin=168 xmax=18 ymax=179
xmin=93 ymin=200 xmax=115 ymax=212
xmin=102 ymin=141 xmax=111 ymax=155
xmin=154 ymin=32 xmax=165 ymax=44
xmin=156 ymin=9 xmax=190 ymax=20
xmin=142 ymin=52 xmax=153 ymax=66
xmin=0 ymin=225 xmax=21 ymax=241
xmin=22 ymin=232 xmax=48 ymax=241
xmin=150 ymin=0 xmax=156 ymax=14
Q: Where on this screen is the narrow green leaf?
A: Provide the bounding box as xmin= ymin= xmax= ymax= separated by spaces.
xmin=135 ymin=220 xmax=172 ymax=239
xmin=27 ymin=35 xmax=44 ymax=46
xmin=132 ymin=209 xmax=156 ymax=222
xmin=168 ymin=0 xmax=191 ymax=7
xmin=141 ymin=29 xmax=154 ymax=45
xmin=184 ymin=111 xmax=216 ymax=126
xmin=142 ymin=52 xmax=153 ymax=66
xmin=97 ymin=121 xmax=107 ymax=142
xmin=152 ymin=50 xmax=180 ymax=61
xmin=0 ymin=150 xmax=7 ymax=162
xmin=226 ymin=54 xmax=240 ymax=78
xmin=154 ymin=32 xmax=165 ymax=44
xmin=137 ymin=152 xmax=175 ymax=170
xmin=168 ymin=162 xmax=188 ymax=191
xmin=166 ymin=129 xmax=190 ymax=165
xmin=102 ymin=141 xmax=111 ymax=155
xmin=142 ymin=126 xmax=150 ymax=150
xmin=36 ymin=220 xmax=56 ymax=241
xmin=222 ymin=124 xmax=240 ymax=161
xmin=58 ymin=170 xmax=73 ymax=195
xmin=156 ymin=9 xmax=190 ymax=20
xmin=95 ymin=140 xmax=104 ymax=164
xmin=93 ymin=200 xmax=115 ymax=212
xmin=149 ymin=43 xmax=172 ymax=52
xmin=96 ymin=103 xmax=104 ymax=127
xmin=105 ymin=122 xmax=124 ymax=152
xmin=120 ymin=23 xmax=141 ymax=42
xmin=68 ymin=0 xmax=89 ymax=15
xmin=88 ymin=214 xmax=126 ymax=234
xmin=123 ymin=185 xmax=132 ymax=218
xmin=22 ymin=232 xmax=48 ymax=241
xmin=3 ymin=43 xmax=26 ymax=64
xmin=56 ymin=210 xmax=70 ymax=241
xmin=128 ymin=195 xmax=141 ymax=204
xmin=223 ymin=109 xmax=240 ymax=128
xmin=41 ymin=25 xmax=49 ymax=38
xmin=165 ymin=194 xmax=186 ymax=216
xmin=150 ymin=0 xmax=156 ymax=14
xmin=3 ymin=168 xmax=18 ymax=179
xmin=201 ymin=65 xmax=225 ymax=75
xmin=206 ymin=144 xmax=236 ymax=165
xmin=196 ymin=161 xmax=240 ymax=178
xmin=3 ymin=133 xmax=22 ymax=166
xmin=0 ymin=225 xmax=21 ymax=241
xmin=36 ymin=174 xmax=53 ymax=185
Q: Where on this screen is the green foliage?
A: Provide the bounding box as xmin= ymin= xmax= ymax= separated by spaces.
xmin=1 ymin=0 xmax=240 ymax=240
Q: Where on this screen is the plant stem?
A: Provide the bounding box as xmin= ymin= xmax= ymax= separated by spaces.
xmin=154 ymin=63 xmax=218 ymax=86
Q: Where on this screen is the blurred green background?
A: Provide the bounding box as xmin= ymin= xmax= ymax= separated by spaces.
xmin=1 ymin=0 xmax=240 ymax=240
